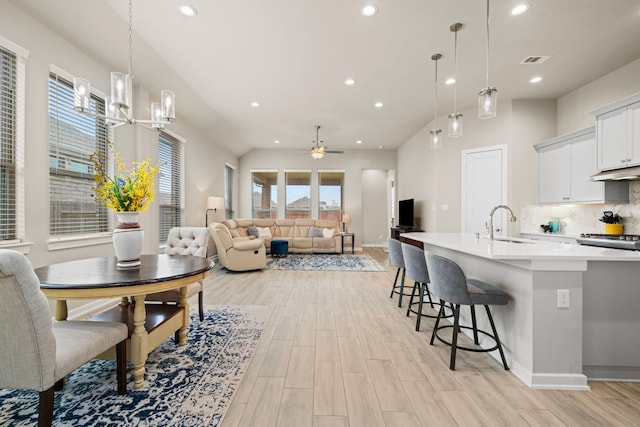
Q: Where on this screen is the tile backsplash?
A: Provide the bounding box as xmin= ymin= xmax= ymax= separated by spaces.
xmin=520 ymin=181 xmax=640 ymax=236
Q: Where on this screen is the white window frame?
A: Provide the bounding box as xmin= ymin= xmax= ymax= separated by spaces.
xmin=0 ymin=36 xmax=30 ymax=253
xmin=251 ymin=169 xmax=278 ymax=219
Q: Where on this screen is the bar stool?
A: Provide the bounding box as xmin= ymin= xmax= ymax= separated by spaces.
xmin=388 ymin=238 xmax=411 ymax=307
xmin=424 ymin=251 xmax=509 ymax=371
xmin=401 ymin=242 xmax=452 ymax=331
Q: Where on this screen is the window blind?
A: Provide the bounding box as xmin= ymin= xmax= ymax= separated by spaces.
xmin=158 ymin=131 xmax=182 ymax=244
xmin=0 ymin=46 xmax=16 ymax=241
xmin=48 ymin=73 xmax=109 ymax=236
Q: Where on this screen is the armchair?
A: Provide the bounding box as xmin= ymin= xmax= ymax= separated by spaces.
xmin=146 ymin=227 xmax=211 ymax=321
xmin=209 ymin=222 xmax=266 ymax=271
xmin=0 ymin=249 xmax=128 ymax=427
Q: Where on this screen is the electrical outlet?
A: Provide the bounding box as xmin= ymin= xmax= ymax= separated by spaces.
xmin=557 ymin=289 xmax=570 ymax=308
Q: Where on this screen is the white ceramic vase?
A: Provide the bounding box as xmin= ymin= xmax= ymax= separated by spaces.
xmin=113 ymin=211 xmax=144 ymax=268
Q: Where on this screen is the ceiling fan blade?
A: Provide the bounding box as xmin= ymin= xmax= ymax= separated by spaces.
xmin=325 ymin=150 xmax=344 ymax=154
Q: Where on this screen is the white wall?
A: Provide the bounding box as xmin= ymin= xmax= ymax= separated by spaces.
xmin=0 ymin=1 xmax=237 ymax=267
xmin=238 ymin=149 xmax=397 ymax=248
xmin=397 ymin=99 xmax=557 ymax=234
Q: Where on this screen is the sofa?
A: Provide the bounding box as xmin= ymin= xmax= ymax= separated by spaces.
xmin=209 ymin=222 xmax=267 ymax=272
xmin=219 ymin=218 xmax=342 ymax=255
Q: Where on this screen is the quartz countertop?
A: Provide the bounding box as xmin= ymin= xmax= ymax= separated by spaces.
xmin=400 ymin=232 xmax=640 ymax=262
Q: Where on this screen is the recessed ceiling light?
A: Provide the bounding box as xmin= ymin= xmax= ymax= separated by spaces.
xmin=374 ymin=101 xmax=384 ymax=108
xmin=445 ymin=77 xmax=456 ymax=85
xmin=345 ymin=78 xmax=356 ymax=86
xmin=378 ymin=145 xmax=385 ymax=149
xmin=250 ymin=102 xmax=260 ymax=107
xmin=362 ymin=5 xmax=378 ymax=16
xmin=530 ymin=76 xmax=543 ymax=83
xmin=356 ymin=140 xmax=363 ymax=144
xmin=178 ymin=5 xmax=198 ymax=17
xmin=511 ymin=3 xmax=530 ymax=16
xmin=274 ymin=140 xmax=280 ymax=144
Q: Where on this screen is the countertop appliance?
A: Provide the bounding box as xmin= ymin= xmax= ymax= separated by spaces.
xmin=576 ymin=233 xmax=640 ymax=250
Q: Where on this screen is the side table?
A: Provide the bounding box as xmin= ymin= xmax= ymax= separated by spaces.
xmin=340 ymin=232 xmax=355 ymax=254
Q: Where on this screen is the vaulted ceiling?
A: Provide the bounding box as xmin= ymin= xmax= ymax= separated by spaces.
xmin=14 ymin=0 xmax=640 ymax=156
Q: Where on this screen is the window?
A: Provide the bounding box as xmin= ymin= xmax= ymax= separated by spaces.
xmin=224 ymin=164 xmax=235 ymax=219
xmin=49 ymin=72 xmax=109 ymax=236
xmin=285 ymin=171 xmax=311 ymax=219
xmin=252 ymin=171 xmax=277 ymax=219
xmin=0 ymin=47 xmax=17 ymax=241
xmin=158 ymin=131 xmax=183 ymax=244
xmin=318 ymin=171 xmax=344 ymax=222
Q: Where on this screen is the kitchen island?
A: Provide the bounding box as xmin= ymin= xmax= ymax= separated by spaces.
xmin=401 ymin=232 xmax=640 ymax=390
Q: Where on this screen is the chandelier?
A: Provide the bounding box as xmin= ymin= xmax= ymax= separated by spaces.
xmin=72 ymin=0 xmax=175 ymax=130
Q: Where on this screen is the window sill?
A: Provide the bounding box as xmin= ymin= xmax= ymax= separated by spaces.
xmin=47 ymin=233 xmax=113 ymax=251
xmin=0 ymin=241 xmax=34 ymax=254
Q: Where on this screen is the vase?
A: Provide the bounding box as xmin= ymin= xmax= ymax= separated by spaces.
xmin=113 ymin=212 xmax=144 ymax=268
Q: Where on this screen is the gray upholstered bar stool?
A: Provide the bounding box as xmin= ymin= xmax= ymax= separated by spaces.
xmin=388 ymin=238 xmax=411 ymax=307
xmin=401 ymin=242 xmax=447 ymax=331
xmin=425 ymin=251 xmax=509 ymax=371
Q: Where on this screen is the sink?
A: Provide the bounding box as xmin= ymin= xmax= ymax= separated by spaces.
xmin=480 ymin=237 xmax=533 ymax=244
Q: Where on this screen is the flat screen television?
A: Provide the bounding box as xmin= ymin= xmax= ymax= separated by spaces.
xmin=398 ymin=199 xmax=414 ymax=228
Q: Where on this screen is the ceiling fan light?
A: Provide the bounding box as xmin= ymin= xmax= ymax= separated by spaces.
xmin=311 ymin=148 xmax=324 ymax=159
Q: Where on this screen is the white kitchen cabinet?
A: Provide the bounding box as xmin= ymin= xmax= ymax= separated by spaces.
xmin=535 ymin=127 xmax=628 ymax=204
xmin=590 ymin=92 xmax=640 ymax=171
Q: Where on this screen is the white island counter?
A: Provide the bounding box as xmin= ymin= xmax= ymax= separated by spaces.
xmin=401 ymin=232 xmax=640 ymax=389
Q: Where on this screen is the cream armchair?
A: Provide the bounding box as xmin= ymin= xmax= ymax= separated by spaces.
xmin=209 ymin=222 xmax=266 ymax=271
xmin=0 ymin=249 xmax=128 ymax=427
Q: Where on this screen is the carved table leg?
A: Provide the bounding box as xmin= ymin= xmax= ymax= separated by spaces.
xmin=130 ymin=294 xmax=148 ymax=389
xmin=55 ymin=300 xmax=68 ymax=321
xmin=178 ymin=286 xmax=190 ymax=346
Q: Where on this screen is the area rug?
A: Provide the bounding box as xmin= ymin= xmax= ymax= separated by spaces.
xmin=266 ymin=253 xmax=385 ymax=271
xmin=0 ymin=305 xmax=271 ymax=426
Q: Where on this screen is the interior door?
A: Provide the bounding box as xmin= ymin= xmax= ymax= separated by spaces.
xmin=462 ymin=145 xmax=507 ymax=236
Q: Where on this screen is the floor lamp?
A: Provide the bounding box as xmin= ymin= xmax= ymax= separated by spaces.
xmin=205 ymin=196 xmax=224 ymax=226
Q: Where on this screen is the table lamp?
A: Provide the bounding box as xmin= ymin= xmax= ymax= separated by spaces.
xmin=342 ymin=213 xmax=351 ymax=233
xmin=205 ymin=196 xmax=224 ymax=226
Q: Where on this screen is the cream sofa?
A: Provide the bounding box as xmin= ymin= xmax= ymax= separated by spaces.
xmin=220 ymin=218 xmax=342 ymax=254
xmin=209 ymin=222 xmax=267 ymax=271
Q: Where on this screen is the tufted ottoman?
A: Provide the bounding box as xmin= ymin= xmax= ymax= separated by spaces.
xmin=270 ymin=239 xmax=289 ymax=258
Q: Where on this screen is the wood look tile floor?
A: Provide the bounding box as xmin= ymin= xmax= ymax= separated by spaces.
xmin=201 ymin=248 xmax=640 ymax=427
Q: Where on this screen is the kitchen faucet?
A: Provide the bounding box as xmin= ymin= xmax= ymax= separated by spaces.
xmin=487 ymin=205 xmax=517 ymax=240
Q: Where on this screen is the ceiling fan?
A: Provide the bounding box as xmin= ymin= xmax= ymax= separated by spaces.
xmin=310 ymin=125 xmax=344 ymax=159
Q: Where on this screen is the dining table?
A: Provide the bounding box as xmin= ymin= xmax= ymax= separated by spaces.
xmin=34 ymin=254 xmax=214 ymax=389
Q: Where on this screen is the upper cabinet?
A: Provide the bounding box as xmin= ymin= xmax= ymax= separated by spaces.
xmin=590 ymin=92 xmax=640 ymax=171
xmin=535 ymin=127 xmax=628 ymax=205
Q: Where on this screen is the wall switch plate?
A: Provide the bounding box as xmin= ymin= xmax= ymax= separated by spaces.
xmin=557 ymin=289 xmax=570 ymax=308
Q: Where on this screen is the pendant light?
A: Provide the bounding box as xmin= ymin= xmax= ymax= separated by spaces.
xmin=478 ymin=0 xmax=497 ymax=119
xmin=448 ymin=23 xmax=463 ymax=137
xmin=429 ymin=53 xmax=442 ymax=150
xmin=73 ymin=0 xmax=175 ymax=129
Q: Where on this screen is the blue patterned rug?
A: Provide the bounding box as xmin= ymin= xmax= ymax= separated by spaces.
xmin=0 ymin=305 xmax=270 ymax=426
xmin=266 ymin=253 xmax=385 ymax=271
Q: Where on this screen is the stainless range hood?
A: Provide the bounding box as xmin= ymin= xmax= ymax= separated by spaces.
xmin=590 ymin=166 xmax=640 ymax=181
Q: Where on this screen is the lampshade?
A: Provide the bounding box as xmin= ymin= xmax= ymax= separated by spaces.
xmin=207 ymin=196 xmax=224 ymax=210
xmin=342 ymin=213 xmax=351 ymax=224
xmin=478 ymin=0 xmax=498 ymax=119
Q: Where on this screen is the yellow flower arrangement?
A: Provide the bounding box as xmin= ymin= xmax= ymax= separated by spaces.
xmin=89 ymin=143 xmax=160 ymax=212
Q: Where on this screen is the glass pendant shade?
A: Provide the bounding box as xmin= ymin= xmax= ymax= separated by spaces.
xmin=110 ymin=72 xmax=131 ymax=109
xmin=478 ymin=87 xmax=497 ymax=119
xmin=448 ymin=112 xmax=463 ymax=137
xmin=429 ymin=129 xmax=442 ymax=150
xmin=161 ymin=90 xmax=175 ymax=122
xmin=104 ymin=96 xmax=121 ymax=126
xmin=73 ymin=78 xmax=91 ymax=113
xmin=150 ymin=103 xmax=164 ymax=129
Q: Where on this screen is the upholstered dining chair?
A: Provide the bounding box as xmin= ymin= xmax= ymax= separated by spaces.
xmin=147 ymin=227 xmax=211 ymax=321
xmin=0 ymin=249 xmax=128 ymax=427
xmin=424 ymin=251 xmax=510 ymax=371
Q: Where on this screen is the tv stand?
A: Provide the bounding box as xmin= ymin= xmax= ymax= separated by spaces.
xmin=390 ymin=226 xmax=423 ymax=241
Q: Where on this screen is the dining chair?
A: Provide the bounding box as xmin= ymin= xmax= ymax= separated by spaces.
xmin=147 ymin=227 xmax=211 ymax=321
xmin=0 ymin=249 xmax=128 ymax=427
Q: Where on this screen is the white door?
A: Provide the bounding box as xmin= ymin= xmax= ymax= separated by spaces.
xmin=462 ymin=145 xmax=507 ymax=236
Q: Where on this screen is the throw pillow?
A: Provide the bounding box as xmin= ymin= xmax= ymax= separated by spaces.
xmin=247 ymin=225 xmax=259 ymax=238
xmin=322 ymin=228 xmax=335 ymax=238
xmin=257 ymin=226 xmax=272 ymax=238
xmin=309 ymin=228 xmax=324 ymax=238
